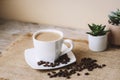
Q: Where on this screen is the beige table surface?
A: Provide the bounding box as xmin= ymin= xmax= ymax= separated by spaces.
xmin=0 ymin=19 xmax=120 ymax=80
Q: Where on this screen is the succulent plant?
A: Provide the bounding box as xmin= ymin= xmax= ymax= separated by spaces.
xmin=108 ymin=9 xmax=120 ymax=26
xmin=86 ymin=23 xmax=109 ymax=36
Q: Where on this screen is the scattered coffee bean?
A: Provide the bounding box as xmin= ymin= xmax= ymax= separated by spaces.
xmin=46 ymin=62 xmax=49 ymax=64
xmin=37 ymin=62 xmax=42 ymax=65
xmin=49 ymin=75 xmax=53 ymax=78
xmin=85 ymin=72 xmax=90 ymax=75
xmin=47 ymin=73 xmax=51 ymax=76
xmin=102 ymin=64 xmax=106 ymax=67
xmin=77 ymin=73 xmax=80 ymax=76
xmin=98 ymin=65 xmax=102 ymax=68
xmin=47 ymin=57 xmax=106 ymax=79
xmin=37 ymin=54 xmax=70 ymax=67
xmin=67 ymin=76 xmax=71 ymax=79
xmin=52 ymin=71 xmax=56 ymax=74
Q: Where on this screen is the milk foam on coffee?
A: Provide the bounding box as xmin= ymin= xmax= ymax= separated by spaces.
xmin=35 ymin=32 xmax=61 ymax=41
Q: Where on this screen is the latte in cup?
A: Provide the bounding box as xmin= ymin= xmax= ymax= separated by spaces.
xmin=35 ymin=32 xmax=61 ymax=41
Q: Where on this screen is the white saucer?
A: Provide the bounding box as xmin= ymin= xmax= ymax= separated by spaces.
xmin=24 ymin=44 xmax=76 ymax=70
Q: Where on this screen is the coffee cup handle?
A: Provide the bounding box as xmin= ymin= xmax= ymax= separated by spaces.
xmin=60 ymin=39 xmax=73 ymax=56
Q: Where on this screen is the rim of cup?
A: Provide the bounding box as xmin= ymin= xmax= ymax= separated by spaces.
xmin=33 ymin=29 xmax=64 ymax=43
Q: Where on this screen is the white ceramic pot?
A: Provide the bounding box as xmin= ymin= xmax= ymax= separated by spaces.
xmin=88 ymin=34 xmax=108 ymax=52
xmin=109 ymin=25 xmax=120 ymax=46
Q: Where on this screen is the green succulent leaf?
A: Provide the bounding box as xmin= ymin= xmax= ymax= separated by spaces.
xmin=86 ymin=23 xmax=109 ymax=36
xmin=108 ymin=9 xmax=120 ymax=26
xmin=88 ymin=24 xmax=95 ymax=32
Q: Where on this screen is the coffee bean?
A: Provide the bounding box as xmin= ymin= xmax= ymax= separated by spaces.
xmin=77 ymin=73 xmax=80 ymax=76
xmin=70 ymin=69 xmax=76 ymax=74
xmin=39 ymin=61 xmax=44 ymax=64
xmin=52 ymin=71 xmax=56 ymax=74
xmin=37 ymin=62 xmax=42 ymax=65
xmin=67 ymin=76 xmax=70 ymax=79
xmin=46 ymin=62 xmax=49 ymax=64
xmin=85 ymin=72 xmax=89 ymax=75
xmin=102 ymin=64 xmax=106 ymax=67
xmin=49 ymin=75 xmax=53 ymax=78
xmin=54 ymin=62 xmax=60 ymax=66
xmin=47 ymin=73 xmax=51 ymax=76
xmin=98 ymin=65 xmax=102 ymax=68
xmin=88 ymin=67 xmax=93 ymax=71
xmin=43 ymin=64 xmax=48 ymax=67
xmin=53 ymin=74 xmax=57 ymax=77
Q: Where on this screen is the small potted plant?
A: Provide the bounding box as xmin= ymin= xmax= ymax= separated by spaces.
xmin=108 ymin=9 xmax=120 ymax=46
xmin=87 ymin=23 xmax=109 ymax=52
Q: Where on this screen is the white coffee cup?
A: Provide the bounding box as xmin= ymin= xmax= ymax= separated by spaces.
xmin=33 ymin=29 xmax=73 ymax=62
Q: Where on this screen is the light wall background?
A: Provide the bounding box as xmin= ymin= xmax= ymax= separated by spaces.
xmin=0 ymin=0 xmax=120 ymax=30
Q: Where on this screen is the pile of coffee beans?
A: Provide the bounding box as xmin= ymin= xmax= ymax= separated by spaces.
xmin=47 ymin=57 xmax=106 ymax=79
xmin=37 ymin=54 xmax=70 ymax=67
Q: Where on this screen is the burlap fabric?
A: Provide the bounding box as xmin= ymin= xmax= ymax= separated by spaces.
xmin=0 ymin=33 xmax=120 ymax=80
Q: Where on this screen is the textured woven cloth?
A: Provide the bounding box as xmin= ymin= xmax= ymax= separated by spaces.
xmin=0 ymin=34 xmax=120 ymax=80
